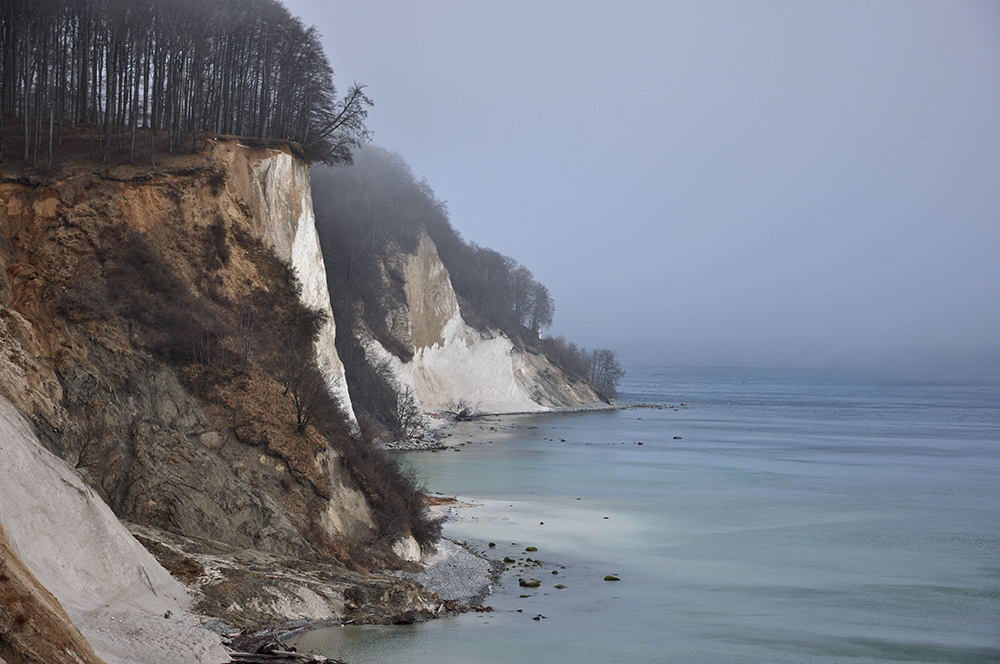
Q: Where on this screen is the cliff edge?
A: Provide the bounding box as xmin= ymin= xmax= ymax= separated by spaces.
xmin=0 ymin=139 xmax=441 ymax=658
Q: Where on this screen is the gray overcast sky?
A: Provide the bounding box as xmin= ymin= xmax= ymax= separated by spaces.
xmin=282 ymin=0 xmax=1000 ymax=367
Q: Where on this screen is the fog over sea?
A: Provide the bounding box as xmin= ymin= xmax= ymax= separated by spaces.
xmin=296 ymin=362 xmax=1000 ymax=663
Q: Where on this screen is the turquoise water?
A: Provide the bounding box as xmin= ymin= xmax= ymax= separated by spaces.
xmin=296 ymin=365 xmax=1000 ymax=663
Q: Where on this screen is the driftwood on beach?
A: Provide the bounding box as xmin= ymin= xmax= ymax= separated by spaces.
xmin=229 ymin=645 xmax=347 ymax=663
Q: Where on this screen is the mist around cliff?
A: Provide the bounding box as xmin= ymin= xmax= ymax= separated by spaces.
xmin=311 ymin=145 xmax=624 ymax=422
xmin=278 ymin=1 xmax=1000 ymax=371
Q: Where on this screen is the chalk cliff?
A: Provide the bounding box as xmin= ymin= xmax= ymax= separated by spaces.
xmin=212 ymin=142 xmax=355 ymax=424
xmin=354 ymin=231 xmax=608 ymax=415
xmin=0 ymin=140 xmax=440 ymax=658
xmin=0 ymin=140 xmax=376 ymax=555
xmin=311 ymin=149 xmax=610 ymax=432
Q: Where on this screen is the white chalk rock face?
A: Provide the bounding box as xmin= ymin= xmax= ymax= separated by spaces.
xmin=364 ymin=234 xmax=543 ymax=413
xmin=230 ymin=145 xmax=357 ymax=425
xmin=368 ymin=233 xmax=606 ymax=414
xmin=392 ymin=534 xmax=422 ymax=563
xmin=0 ymin=397 xmax=229 ymax=664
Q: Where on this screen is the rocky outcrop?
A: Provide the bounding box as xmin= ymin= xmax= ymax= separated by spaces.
xmin=359 ymin=231 xmax=608 ymax=414
xmin=128 ymin=522 xmax=440 ymax=630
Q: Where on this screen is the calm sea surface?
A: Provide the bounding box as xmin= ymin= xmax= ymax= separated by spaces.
xmin=296 ymin=364 xmax=1000 ymax=663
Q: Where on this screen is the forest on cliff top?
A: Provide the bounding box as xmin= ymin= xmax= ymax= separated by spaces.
xmin=1 ymin=0 xmax=370 ymax=166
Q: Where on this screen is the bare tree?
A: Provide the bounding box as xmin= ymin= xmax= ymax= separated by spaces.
xmin=588 ymin=348 xmax=625 ymax=398
xmin=236 ymin=301 xmax=256 ymax=371
xmin=527 ymin=282 xmax=554 ymax=335
xmin=444 ymin=400 xmax=480 ymax=421
xmin=272 ymin=306 xmax=331 ymax=432
xmin=395 ymin=386 xmax=425 ymax=439
xmin=278 ymin=339 xmax=329 ymax=433
xmin=301 ymin=81 xmax=373 ymax=165
xmin=541 ymin=335 xmax=592 ymax=377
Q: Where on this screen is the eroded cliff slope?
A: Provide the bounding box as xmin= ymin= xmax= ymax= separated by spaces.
xmin=0 ymin=140 xmax=439 ymax=636
xmin=0 ymin=395 xmax=227 ymax=664
xmin=361 ymin=231 xmax=608 ymax=414
xmin=0 ymin=140 xmax=381 ymax=556
xmin=213 ymin=142 xmax=355 ymax=424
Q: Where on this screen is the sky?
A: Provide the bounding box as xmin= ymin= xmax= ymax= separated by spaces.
xmin=281 ymin=0 xmax=1000 ymax=367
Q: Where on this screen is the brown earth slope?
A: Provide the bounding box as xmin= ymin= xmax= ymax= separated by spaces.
xmin=1 ymin=142 xmax=369 ymax=556
xmin=0 ymin=139 xmax=439 ymax=634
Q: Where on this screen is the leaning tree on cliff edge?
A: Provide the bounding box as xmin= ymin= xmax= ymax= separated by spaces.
xmin=0 ymin=0 xmax=371 ymax=166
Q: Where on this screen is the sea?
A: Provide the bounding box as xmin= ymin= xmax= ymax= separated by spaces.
xmin=294 ymin=363 xmax=1000 ymax=663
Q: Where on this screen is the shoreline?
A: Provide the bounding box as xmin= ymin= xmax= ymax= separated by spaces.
xmin=226 ymin=372 xmax=1000 ymax=664
xmin=249 ymin=407 xmax=622 ymax=654
xmin=382 ymin=402 xmax=618 ymax=451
